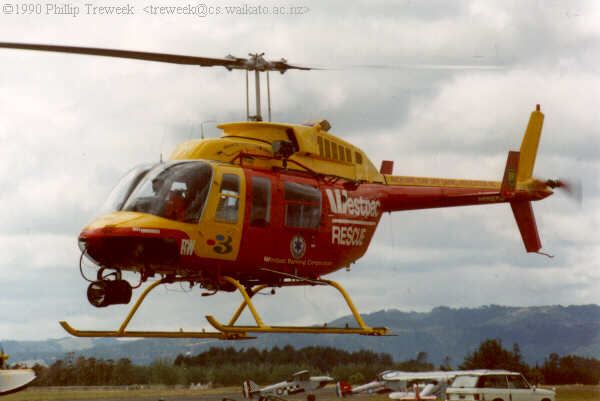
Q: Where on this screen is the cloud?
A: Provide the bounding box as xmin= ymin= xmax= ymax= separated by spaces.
xmin=0 ymin=0 xmax=598 ymax=340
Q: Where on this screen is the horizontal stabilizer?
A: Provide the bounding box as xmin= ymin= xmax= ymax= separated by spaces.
xmin=510 ymin=201 xmax=541 ymax=253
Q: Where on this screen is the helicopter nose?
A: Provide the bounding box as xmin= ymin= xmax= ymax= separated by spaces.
xmin=79 ymin=227 xmax=184 ymax=271
xmin=78 ymin=213 xmax=191 ymax=271
xmin=79 ymin=229 xmax=187 ymax=270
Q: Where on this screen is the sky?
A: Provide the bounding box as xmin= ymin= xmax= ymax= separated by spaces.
xmin=0 ymin=0 xmax=598 ymax=341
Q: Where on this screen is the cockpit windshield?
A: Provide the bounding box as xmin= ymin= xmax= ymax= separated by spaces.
xmin=122 ymin=161 xmax=213 ymax=223
xmin=99 ymin=163 xmax=156 ymax=215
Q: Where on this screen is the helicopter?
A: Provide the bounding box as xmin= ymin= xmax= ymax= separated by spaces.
xmin=0 ymin=42 xmax=573 ymax=340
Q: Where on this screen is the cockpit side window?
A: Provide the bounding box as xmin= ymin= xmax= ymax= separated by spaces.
xmin=250 ymin=176 xmax=271 ymax=227
xmin=216 ymin=174 xmax=240 ymax=223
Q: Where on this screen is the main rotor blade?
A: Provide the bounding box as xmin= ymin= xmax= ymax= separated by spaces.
xmin=314 ymin=63 xmax=506 ymax=71
xmin=0 ymin=42 xmax=311 ymax=72
xmin=352 ymin=63 xmax=506 ymax=70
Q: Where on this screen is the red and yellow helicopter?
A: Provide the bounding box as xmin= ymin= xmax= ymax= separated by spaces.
xmin=0 ymin=42 xmax=572 ymax=340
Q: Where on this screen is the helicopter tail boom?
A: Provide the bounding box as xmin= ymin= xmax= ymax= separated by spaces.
xmin=379 ymin=105 xmax=555 ymax=253
xmin=380 ymin=171 xmax=550 ymax=254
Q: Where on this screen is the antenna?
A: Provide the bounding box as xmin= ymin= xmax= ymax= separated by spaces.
xmin=200 ymin=120 xmax=217 ymax=139
xmin=159 ymin=126 xmax=166 ymax=163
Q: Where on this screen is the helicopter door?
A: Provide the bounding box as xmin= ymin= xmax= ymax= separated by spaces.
xmin=239 ymin=173 xmax=275 ymax=266
xmin=276 ymin=178 xmax=322 ymax=271
xmin=200 ymin=166 xmax=245 ymax=261
xmin=247 ymin=175 xmax=272 ymax=228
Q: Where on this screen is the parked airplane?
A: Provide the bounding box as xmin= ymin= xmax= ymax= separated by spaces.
xmin=336 ymin=370 xmax=396 ymax=396
xmin=337 ymin=370 xmax=478 ymax=400
xmin=243 ymin=370 xmax=334 ymax=399
xmin=0 ymin=346 xmax=36 ymax=395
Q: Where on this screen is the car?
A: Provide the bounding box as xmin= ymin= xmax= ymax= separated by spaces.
xmin=445 ymin=370 xmax=555 ymax=401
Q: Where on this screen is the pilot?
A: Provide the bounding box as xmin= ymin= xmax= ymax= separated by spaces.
xmin=164 ymin=190 xmax=187 ymax=221
xmin=182 ymin=173 xmax=211 ymax=222
xmin=152 ymin=177 xmax=165 ymax=195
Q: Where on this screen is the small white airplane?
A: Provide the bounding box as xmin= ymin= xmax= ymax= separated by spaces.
xmin=0 ymin=346 xmax=36 ymax=396
xmin=243 ymin=370 xmax=335 ymax=399
xmin=337 ymin=370 xmax=480 ymax=400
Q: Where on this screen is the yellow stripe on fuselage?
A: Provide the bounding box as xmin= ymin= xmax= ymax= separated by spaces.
xmin=385 ymin=175 xmax=501 ymax=189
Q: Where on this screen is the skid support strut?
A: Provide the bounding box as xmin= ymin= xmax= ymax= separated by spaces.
xmin=60 ymin=276 xmax=389 ymax=339
xmin=206 ymin=276 xmax=390 ymax=336
xmin=60 ymin=278 xmax=252 ymax=339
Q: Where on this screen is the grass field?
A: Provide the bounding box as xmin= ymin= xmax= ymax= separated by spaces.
xmin=3 ymin=385 xmax=599 ymax=401
xmin=554 ymin=385 xmax=600 ymax=401
xmin=1 ymin=385 xmax=240 ymax=401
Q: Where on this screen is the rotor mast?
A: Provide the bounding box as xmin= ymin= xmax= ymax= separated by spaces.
xmin=246 ymin=52 xmax=273 ymax=122
xmin=254 ymin=62 xmax=262 ymax=121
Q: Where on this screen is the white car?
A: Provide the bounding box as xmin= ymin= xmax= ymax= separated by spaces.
xmin=446 ymin=370 xmax=555 ymax=401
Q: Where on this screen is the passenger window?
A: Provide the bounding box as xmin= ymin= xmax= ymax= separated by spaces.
xmin=331 ymin=142 xmax=338 ymax=160
xmin=355 ymin=151 xmax=363 ymax=164
xmin=284 ymin=182 xmax=321 ymax=229
xmin=507 ymin=375 xmax=529 ymax=389
xmin=346 ymin=148 xmax=352 ymax=162
xmin=215 ymin=174 xmax=240 ymax=223
xmin=478 ymin=375 xmax=507 ymax=388
xmin=250 ymin=176 xmax=271 ymax=227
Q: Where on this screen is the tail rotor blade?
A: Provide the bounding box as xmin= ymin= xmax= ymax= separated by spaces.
xmin=547 ymin=178 xmax=583 ymax=205
xmin=560 ymin=179 xmax=583 ymax=205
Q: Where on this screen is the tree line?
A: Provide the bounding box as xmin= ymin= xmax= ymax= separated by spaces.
xmin=459 ymin=339 xmax=600 ymax=385
xmin=26 ymin=341 xmax=600 ymax=386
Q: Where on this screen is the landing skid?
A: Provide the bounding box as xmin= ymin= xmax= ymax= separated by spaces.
xmin=60 ymin=276 xmax=390 ymax=339
xmin=206 ymin=276 xmax=390 ymax=336
xmin=59 ymin=321 xmax=246 ymax=339
xmin=60 ymin=278 xmax=252 ymax=340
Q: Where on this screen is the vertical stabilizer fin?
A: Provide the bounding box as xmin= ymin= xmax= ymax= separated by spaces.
xmin=517 ymin=105 xmax=545 ymax=182
xmin=242 ymin=380 xmax=260 ymax=399
xmin=510 ymin=201 xmax=541 ymax=252
xmin=501 ymin=151 xmax=520 ymax=195
xmin=336 ymin=381 xmax=353 ymax=398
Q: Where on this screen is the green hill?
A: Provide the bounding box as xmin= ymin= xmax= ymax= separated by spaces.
xmin=4 ymin=305 xmax=599 ymax=366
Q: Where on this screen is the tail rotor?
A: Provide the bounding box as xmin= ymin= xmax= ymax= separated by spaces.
xmin=546 ymin=178 xmax=583 ymax=205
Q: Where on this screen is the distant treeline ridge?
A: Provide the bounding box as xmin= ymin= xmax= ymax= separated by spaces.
xmin=22 ymin=340 xmax=600 ymax=386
